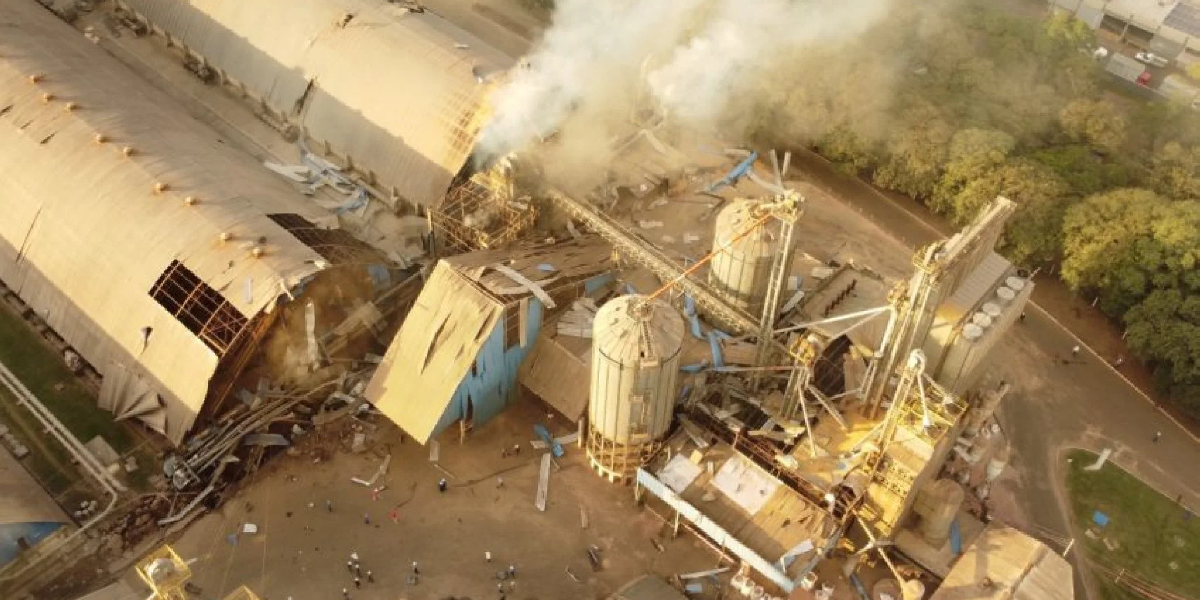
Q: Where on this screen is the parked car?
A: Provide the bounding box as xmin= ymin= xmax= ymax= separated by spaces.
xmin=1134 ymin=51 xmax=1170 ymax=68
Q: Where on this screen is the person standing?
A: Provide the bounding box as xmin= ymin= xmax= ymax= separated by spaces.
xmin=1154 ymin=431 xmax=1162 ymax=443
xmin=438 ymin=478 xmax=448 ymax=493
xmin=1071 ymin=345 xmax=1081 ymax=357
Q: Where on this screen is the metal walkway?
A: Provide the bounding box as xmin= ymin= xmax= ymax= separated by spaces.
xmin=544 ymin=188 xmax=760 ymax=335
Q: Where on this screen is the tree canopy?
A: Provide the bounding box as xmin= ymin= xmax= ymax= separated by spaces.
xmin=782 ymin=3 xmax=1200 ymax=415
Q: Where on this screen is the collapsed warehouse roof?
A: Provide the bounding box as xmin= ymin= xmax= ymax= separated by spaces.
xmin=365 ymin=237 xmax=615 ymax=443
xmin=0 ymin=1 xmax=384 ymax=443
xmin=929 ymin=524 xmax=1073 ymax=600
xmin=114 ymin=0 xmax=513 ymax=208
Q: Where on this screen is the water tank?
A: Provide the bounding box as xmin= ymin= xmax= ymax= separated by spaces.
xmin=981 ymin=302 xmax=1002 ymax=319
xmin=971 ymin=312 xmax=993 ymax=329
xmin=708 ymin=200 xmax=780 ymax=315
xmin=917 ymin=479 xmax=965 ymax=547
xmin=995 ymin=286 xmax=1016 ymax=304
xmin=1005 ymin=276 xmax=1027 ymax=291
xmin=586 ymin=295 xmax=684 ymax=483
xmin=962 ymin=323 xmax=984 ymax=341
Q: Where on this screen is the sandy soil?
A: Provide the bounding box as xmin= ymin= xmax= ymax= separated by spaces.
xmin=168 ymin=399 xmax=720 ymax=600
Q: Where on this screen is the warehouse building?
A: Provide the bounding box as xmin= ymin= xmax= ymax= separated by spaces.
xmin=0 ymin=1 xmax=399 ymax=444
xmin=113 ymin=0 xmax=514 ymax=209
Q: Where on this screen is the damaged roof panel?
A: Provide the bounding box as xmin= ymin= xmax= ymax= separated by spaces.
xmin=0 ymin=1 xmax=331 ymax=443
xmin=446 ymin=236 xmax=616 ymax=302
xmin=364 ymin=263 xmax=502 ymax=443
xmin=117 ymin=0 xmax=513 ymax=207
xmin=517 ymin=328 xmax=591 ymax=421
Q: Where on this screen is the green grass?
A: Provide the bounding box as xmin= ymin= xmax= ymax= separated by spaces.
xmin=1065 ymin=449 xmax=1200 ymax=599
xmin=0 ymin=302 xmax=134 ymax=453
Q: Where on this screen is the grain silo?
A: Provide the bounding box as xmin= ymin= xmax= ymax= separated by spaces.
xmin=586 ymin=295 xmax=684 ymax=483
xmin=708 ymin=200 xmax=780 ymax=315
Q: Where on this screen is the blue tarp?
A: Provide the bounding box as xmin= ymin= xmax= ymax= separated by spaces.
xmin=949 ymin=519 xmax=963 ymax=555
xmin=1093 ymin=510 xmax=1110 ymax=528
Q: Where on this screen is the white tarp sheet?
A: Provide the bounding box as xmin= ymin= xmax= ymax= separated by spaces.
xmin=712 ymin=455 xmax=779 ymax=517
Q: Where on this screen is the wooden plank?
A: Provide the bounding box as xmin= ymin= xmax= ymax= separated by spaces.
xmin=536 ymin=452 xmax=551 ymax=512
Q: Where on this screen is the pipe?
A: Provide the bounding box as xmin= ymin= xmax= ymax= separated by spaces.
xmin=775 ymin=306 xmax=890 ymax=335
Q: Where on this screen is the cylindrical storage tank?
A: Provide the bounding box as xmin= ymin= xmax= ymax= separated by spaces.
xmin=981 ymin=302 xmax=1002 ymax=319
xmin=586 ymin=295 xmax=684 ymax=483
xmin=962 ymin=323 xmax=983 ymax=341
xmin=1005 ymin=275 xmax=1027 ymax=291
xmin=971 ymin=312 xmax=993 ymax=329
xmin=918 ymin=479 xmax=965 ymax=547
xmin=995 ymin=286 xmax=1016 ymax=304
xmin=708 ymin=200 xmax=780 ymax=315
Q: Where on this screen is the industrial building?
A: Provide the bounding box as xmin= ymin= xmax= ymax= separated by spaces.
xmin=365 ymin=237 xmax=615 ymax=443
xmin=1053 ymin=0 xmax=1200 ymax=66
xmin=0 ymin=448 xmax=70 ymax=570
xmin=110 ymin=0 xmax=513 ymax=209
xmin=0 ymin=2 xmax=1076 ymax=598
xmin=0 ymin=0 xmax=408 ymax=444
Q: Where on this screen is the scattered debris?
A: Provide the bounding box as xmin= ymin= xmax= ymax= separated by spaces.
xmin=638 ymin=220 xmax=664 ymax=229
xmin=428 ymin=440 xmax=440 ymax=462
xmin=679 ymin=567 xmax=729 ymax=580
xmin=536 ymin=453 xmax=551 ymax=512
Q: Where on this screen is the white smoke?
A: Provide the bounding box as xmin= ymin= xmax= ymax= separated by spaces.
xmin=475 ymin=0 xmax=901 ymax=166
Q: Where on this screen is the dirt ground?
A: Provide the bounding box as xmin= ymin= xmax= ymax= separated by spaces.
xmin=168 ymin=399 xmax=721 ymax=600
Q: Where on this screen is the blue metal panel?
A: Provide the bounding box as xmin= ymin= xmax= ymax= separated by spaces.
xmin=584 ymin=272 xmax=615 ymax=295
xmin=0 ymin=522 xmax=62 ymax=567
xmin=424 ymin=273 xmax=611 ymax=440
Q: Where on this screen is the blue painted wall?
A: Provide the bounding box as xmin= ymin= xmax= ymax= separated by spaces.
xmin=0 ymin=522 xmax=62 ymax=567
xmin=429 ymin=273 xmax=614 ymax=438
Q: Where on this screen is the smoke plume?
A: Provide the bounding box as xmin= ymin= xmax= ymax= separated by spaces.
xmin=475 ymin=0 xmax=908 ymax=174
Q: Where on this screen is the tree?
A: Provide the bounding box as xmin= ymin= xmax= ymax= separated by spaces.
xmin=1059 ymin=99 xmax=1127 ymax=154
xmin=1027 ymin=145 xmax=1136 ymax=196
xmin=872 ymin=104 xmax=954 ymax=198
xmin=941 ymin=159 xmax=1070 ymax=265
xmin=1061 ymin=189 xmax=1200 ymax=316
xmin=931 ymin=128 xmax=1015 ymax=214
xmin=1149 ymin=142 xmax=1200 ymax=201
xmin=1124 ymin=289 xmax=1200 ymax=416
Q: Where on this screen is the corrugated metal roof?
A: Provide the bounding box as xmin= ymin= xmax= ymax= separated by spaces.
xmin=518 ymin=328 xmax=590 ymax=420
xmin=609 ymin=575 xmax=688 ymax=600
xmin=936 ymin=252 xmax=1012 ymax=327
xmin=364 ymin=263 xmax=502 ymax=443
xmin=0 ymin=1 xmax=330 ymax=443
xmin=0 ymin=447 xmax=69 ymax=526
xmin=117 ymin=0 xmax=514 ymax=207
xmin=931 ymin=525 xmax=1073 ymax=600
xmin=1166 ymin=1 xmax=1200 ymax=38
xmin=446 ymin=236 xmax=615 ymax=302
xmin=366 ymin=239 xmax=613 ymax=441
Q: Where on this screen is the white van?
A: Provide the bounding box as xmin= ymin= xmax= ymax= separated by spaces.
xmin=1135 ymin=51 xmax=1170 ymax=68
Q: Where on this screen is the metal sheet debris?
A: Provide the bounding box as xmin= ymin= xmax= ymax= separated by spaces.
xmin=535 ymin=453 xmax=551 ymax=512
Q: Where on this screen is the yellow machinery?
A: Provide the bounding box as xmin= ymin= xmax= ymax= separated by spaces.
xmin=135 ymin=544 xmax=261 ymax=600
xmin=134 ymin=545 xmax=191 ymax=600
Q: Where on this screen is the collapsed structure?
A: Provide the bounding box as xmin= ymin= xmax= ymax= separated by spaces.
xmin=0 ymin=2 xmax=1075 ymax=598
xmin=0 ymin=1 xmax=405 ymax=443
xmin=365 ymin=238 xmax=614 ymax=443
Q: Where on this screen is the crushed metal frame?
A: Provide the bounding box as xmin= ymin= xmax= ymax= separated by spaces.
xmin=432 ymin=164 xmax=536 ymax=254
xmin=149 ymin=260 xmax=249 ymax=356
